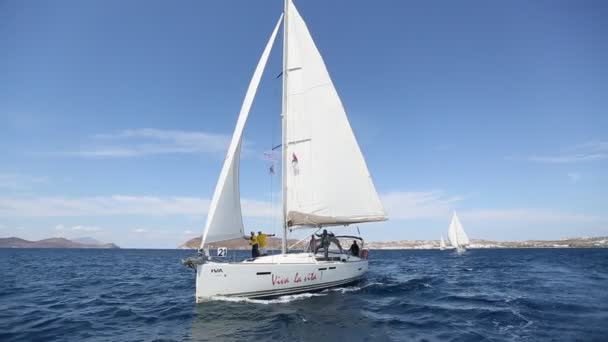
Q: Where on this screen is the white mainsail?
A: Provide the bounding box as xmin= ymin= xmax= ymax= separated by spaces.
xmin=283 ymin=1 xmax=387 ymax=228
xmin=447 ymin=211 xmax=469 ymax=248
xmin=200 ymin=16 xmax=283 ymax=247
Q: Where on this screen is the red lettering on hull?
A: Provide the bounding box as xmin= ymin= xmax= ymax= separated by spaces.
xmin=272 ymin=272 xmax=319 ymax=286
xmin=271 ymin=274 xmax=290 ymax=285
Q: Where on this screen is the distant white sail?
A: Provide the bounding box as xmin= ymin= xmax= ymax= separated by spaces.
xmin=447 ymin=211 xmax=469 ymax=248
xmin=283 ymin=1 xmax=387 ymax=228
xmin=440 ymin=236 xmax=446 ymax=249
xmin=200 ymin=15 xmax=283 ymax=247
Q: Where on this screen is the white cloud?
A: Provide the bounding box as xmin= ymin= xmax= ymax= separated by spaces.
xmin=513 ymin=141 xmax=608 ymax=164
xmin=133 ymin=228 xmax=147 ymax=233
xmin=184 ymin=229 xmax=196 ymax=235
xmin=0 ymin=173 xmax=47 ymax=190
xmin=381 ymin=190 xmax=463 ymax=220
xmin=72 ymin=225 xmax=102 ymax=232
xmin=1 ymin=190 xmax=602 ymax=229
xmin=0 ymin=195 xmax=275 ymax=218
xmin=69 ymin=128 xmax=231 ymax=158
xmin=379 ymin=190 xmax=603 ymax=225
xmin=460 ymin=209 xmax=601 ymax=223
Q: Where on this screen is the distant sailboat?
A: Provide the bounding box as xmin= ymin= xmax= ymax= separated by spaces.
xmin=439 ymin=236 xmax=446 ymax=250
xmin=447 ymin=211 xmax=469 ymax=253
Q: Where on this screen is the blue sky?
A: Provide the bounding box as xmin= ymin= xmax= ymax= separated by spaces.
xmin=1 ymin=0 xmax=607 ymax=248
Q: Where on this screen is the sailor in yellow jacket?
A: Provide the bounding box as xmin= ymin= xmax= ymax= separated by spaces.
xmin=243 ymin=231 xmax=259 ymax=259
xmin=257 ymin=231 xmax=276 ymax=256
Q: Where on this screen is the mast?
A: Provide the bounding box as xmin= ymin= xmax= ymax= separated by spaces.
xmin=281 ymin=0 xmax=289 ymax=254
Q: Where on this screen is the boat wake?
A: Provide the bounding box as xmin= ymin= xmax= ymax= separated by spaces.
xmin=208 ymin=283 xmax=378 ymax=304
xmin=209 ymin=292 xmax=327 ymax=304
xmin=323 ymin=282 xmax=384 ymax=294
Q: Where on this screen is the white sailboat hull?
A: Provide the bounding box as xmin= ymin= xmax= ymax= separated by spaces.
xmin=195 ymin=252 xmax=367 ymax=302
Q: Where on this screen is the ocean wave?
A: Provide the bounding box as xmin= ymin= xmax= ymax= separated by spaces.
xmin=1 ymin=248 xmax=607 ymax=342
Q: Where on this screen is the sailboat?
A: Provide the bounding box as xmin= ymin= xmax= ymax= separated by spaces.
xmin=439 ymin=236 xmax=446 ymax=250
xmin=447 ymin=211 xmax=469 ymax=253
xmin=183 ymin=0 xmax=387 ymax=301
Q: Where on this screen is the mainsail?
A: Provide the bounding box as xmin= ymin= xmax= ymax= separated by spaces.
xmin=200 ymin=16 xmax=283 ymax=248
xmin=447 ymin=211 xmax=469 ymax=248
xmin=283 ymin=1 xmax=387 ymax=228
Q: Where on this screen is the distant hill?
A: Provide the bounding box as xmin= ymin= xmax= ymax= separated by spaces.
xmin=178 ymin=236 xmax=303 ymax=250
xmin=0 ymin=237 xmax=120 ymax=249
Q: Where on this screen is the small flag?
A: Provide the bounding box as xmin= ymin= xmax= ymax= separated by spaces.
xmin=291 ymin=153 xmax=300 ymax=176
xmin=263 ymin=151 xmax=276 ymax=161
xmin=269 ymin=164 xmax=275 ymax=175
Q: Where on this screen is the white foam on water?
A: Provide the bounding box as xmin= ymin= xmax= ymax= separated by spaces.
xmin=208 ymin=282 xmax=388 ymax=304
xmin=323 ymin=281 xmax=388 ymax=294
xmin=324 ymin=286 xmax=361 ymax=294
xmin=209 ymin=292 xmax=327 ymax=305
xmin=362 ymin=282 xmax=385 ymax=288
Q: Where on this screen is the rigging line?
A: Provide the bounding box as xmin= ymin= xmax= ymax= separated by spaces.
xmin=288 ymin=227 xmax=322 ymax=250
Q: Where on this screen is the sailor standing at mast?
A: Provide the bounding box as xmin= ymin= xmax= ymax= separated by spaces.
xmin=244 ymin=231 xmax=259 ymax=258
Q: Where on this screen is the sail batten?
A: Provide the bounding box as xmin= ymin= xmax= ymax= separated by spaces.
xmin=200 ymin=15 xmax=283 ymax=248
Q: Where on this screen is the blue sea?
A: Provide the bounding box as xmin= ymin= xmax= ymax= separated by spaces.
xmin=1 ymin=248 xmax=607 ymax=341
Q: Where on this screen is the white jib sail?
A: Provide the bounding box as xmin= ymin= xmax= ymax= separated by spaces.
xmin=440 ymin=236 xmax=446 ymax=248
xmin=447 ymin=211 xmax=469 ymax=248
xmin=283 ymin=1 xmax=387 ymax=228
xmin=200 ymin=15 xmax=283 ymax=248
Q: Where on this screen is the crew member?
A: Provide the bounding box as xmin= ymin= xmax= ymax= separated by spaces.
xmin=315 ymin=230 xmax=331 ymax=259
xmin=257 ymin=231 xmax=275 ymax=256
xmin=308 ymin=234 xmax=317 ymax=253
xmin=349 ymin=240 xmax=360 ymax=257
xmin=244 ymin=231 xmax=259 ymax=258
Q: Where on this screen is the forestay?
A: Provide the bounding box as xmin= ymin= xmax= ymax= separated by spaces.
xmin=200 ymin=15 xmax=283 ymax=247
xmin=283 ymin=1 xmax=386 ymax=228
